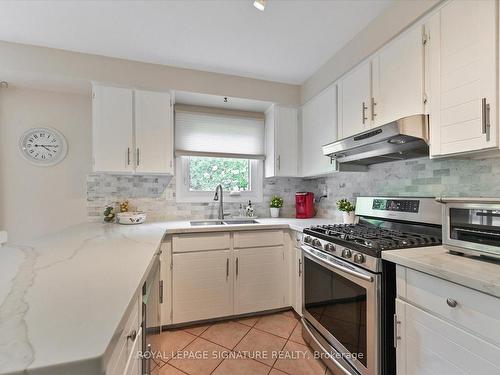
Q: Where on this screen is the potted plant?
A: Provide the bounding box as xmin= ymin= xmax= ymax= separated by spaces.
xmin=270 ymin=196 xmax=283 ymax=218
xmin=337 ymin=199 xmax=356 ymax=224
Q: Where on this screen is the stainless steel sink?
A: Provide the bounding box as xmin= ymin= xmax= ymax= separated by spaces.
xmin=190 ymin=220 xmax=225 ymax=226
xmin=223 ymin=219 xmax=259 ymax=224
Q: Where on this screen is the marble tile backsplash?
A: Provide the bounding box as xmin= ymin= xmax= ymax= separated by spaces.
xmin=87 ymin=174 xmax=318 ymax=222
xmin=87 ymin=156 xmax=500 ymax=222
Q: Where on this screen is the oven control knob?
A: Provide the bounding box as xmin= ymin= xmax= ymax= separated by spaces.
xmin=312 ymin=239 xmax=322 ymax=247
xmin=353 ymin=253 xmax=365 ymax=264
xmin=341 ymin=249 xmax=352 ymax=258
xmin=324 ymin=243 xmax=336 ymax=253
xmin=304 ymin=236 xmax=312 ymax=244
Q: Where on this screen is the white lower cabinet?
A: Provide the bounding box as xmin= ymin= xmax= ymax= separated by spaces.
xmin=395 ymin=266 xmax=500 ymax=375
xmin=234 ymin=246 xmax=285 ymax=314
xmin=171 ymin=230 xmax=288 ymax=324
xmin=292 ymin=245 xmax=303 ymax=316
xmin=172 ymin=249 xmax=233 ymax=324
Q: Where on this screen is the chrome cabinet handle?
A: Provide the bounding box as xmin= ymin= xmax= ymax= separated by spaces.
xmin=298 ymin=258 xmax=302 ymax=277
xmin=362 ymin=102 xmax=368 ymax=125
xmin=127 ymin=147 xmax=131 ymax=165
xmin=226 ymin=258 xmax=229 ymax=279
xmin=446 ymin=298 xmax=458 ymax=308
xmin=482 ymin=98 xmax=491 ymax=141
xmin=277 ymin=155 xmax=281 ymax=170
xmin=136 ymin=148 xmax=140 ymax=166
xmin=371 ymin=97 xmax=377 ymax=121
xmin=393 ymin=314 xmax=401 ymax=348
xmin=126 ymin=329 xmax=137 ymax=341
xmin=236 ymin=257 xmax=239 ymax=277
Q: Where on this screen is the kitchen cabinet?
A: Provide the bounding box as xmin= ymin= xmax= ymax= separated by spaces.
xmin=301 ymin=84 xmax=338 ymax=177
xmin=428 ymin=0 xmax=498 ymax=156
xmin=265 ymin=105 xmax=299 ymax=177
xmin=92 ymin=85 xmax=134 ymax=173
xmin=92 ymin=84 xmax=173 ymax=174
xmin=172 ymin=249 xmax=233 ymax=323
xmin=338 ymin=60 xmax=372 ymax=139
xmin=234 ymin=246 xmax=285 ymax=314
xmin=372 ymin=25 xmax=425 ymax=127
xmin=395 ymin=266 xmax=500 ymax=374
xmin=135 ymin=90 xmax=174 ymax=174
xmin=291 ymin=233 xmax=303 ymax=316
xmin=170 ymin=230 xmax=287 ymax=324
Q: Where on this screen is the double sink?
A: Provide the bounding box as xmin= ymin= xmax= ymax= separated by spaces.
xmin=190 ymin=219 xmax=259 ymax=226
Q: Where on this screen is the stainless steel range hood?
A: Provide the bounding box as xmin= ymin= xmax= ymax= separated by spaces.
xmin=322 ymin=114 xmax=429 ymax=166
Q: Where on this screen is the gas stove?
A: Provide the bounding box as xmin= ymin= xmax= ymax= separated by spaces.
xmin=301 ymin=197 xmax=442 ymax=272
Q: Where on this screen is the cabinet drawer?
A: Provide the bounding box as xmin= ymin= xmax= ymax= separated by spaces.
xmin=106 ymin=294 xmax=140 ymax=375
xmin=173 ymin=233 xmax=230 ymax=253
xmin=234 ymin=230 xmax=284 ymax=248
xmin=405 ymin=268 xmax=500 ymax=346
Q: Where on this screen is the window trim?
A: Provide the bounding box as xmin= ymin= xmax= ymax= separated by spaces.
xmin=175 ymin=156 xmax=263 ymax=203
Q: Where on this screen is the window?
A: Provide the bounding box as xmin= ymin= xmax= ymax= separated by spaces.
xmin=175 ymin=105 xmax=265 ymax=203
xmin=176 ymin=156 xmax=262 ymax=202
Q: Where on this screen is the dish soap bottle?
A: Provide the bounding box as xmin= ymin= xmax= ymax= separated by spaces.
xmin=246 ymin=200 xmax=254 ymax=218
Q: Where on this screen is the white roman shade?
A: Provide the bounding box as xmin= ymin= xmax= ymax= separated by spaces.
xmin=175 ymin=105 xmax=265 ymax=159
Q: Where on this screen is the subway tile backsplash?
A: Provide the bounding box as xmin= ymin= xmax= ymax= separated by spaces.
xmin=87 ymin=156 xmax=500 ymax=222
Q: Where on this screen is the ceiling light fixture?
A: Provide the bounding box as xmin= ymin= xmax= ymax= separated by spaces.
xmin=253 ymin=0 xmax=267 ymax=11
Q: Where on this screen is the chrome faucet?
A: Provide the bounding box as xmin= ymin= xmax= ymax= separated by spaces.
xmin=213 ymin=184 xmax=226 ymax=220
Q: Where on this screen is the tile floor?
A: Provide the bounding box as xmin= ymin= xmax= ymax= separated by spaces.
xmin=151 ymin=310 xmax=333 ymax=375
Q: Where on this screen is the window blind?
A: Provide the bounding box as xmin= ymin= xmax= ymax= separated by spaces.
xmin=175 ymin=106 xmax=265 ymax=160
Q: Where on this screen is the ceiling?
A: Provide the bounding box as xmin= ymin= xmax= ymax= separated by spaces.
xmin=0 ymin=0 xmax=392 ymax=85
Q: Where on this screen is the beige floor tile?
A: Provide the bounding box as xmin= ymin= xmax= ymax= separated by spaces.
xmin=234 ymin=328 xmax=287 ymax=366
xmin=281 ymin=309 xmax=299 ymax=320
xmin=269 ymin=369 xmax=289 ymax=375
xmin=168 ymin=337 xmax=229 ymax=375
xmin=159 ymin=363 xmax=188 ymax=375
xmin=153 ymin=330 xmax=197 ymax=360
xmin=254 ymin=313 xmax=298 ymax=339
xmin=212 ymin=357 xmax=271 ymax=375
xmin=274 ymin=341 xmax=326 ymax=375
xmin=183 ymin=324 xmax=211 ymax=336
xmin=289 ymin=323 xmax=307 ymax=346
xmin=234 ymin=316 xmax=260 ymax=327
xmin=201 ymin=321 xmax=250 ymax=349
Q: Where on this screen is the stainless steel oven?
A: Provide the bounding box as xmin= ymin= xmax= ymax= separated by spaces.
xmin=301 ymin=243 xmax=380 ymax=375
xmin=438 ymin=197 xmax=500 ymax=260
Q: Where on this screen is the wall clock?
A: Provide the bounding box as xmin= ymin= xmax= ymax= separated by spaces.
xmin=19 ymin=127 xmax=68 ymax=166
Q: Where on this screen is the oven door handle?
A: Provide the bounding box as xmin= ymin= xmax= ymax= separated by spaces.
xmin=301 ymin=245 xmax=374 ymax=282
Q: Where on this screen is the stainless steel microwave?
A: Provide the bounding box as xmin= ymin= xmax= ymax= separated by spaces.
xmin=437 ymin=197 xmax=500 ymax=260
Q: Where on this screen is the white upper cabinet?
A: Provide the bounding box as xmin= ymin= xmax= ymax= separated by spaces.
xmin=338 ymin=60 xmax=372 ymax=138
xmin=372 ymin=24 xmax=425 ymax=127
xmin=428 ymin=0 xmax=498 ymax=156
xmin=301 ymin=84 xmax=338 ymax=177
xmin=135 ymin=90 xmax=173 ymax=174
xmin=92 ymin=84 xmax=173 ymax=174
xmin=92 ymin=85 xmax=134 ymax=173
xmin=265 ymin=105 xmax=299 ymax=177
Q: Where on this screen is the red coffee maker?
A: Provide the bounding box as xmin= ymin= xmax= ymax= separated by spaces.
xmin=296 ymin=192 xmax=315 ymax=218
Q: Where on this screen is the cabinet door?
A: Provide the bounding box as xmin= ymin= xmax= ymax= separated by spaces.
xmin=92 ymin=85 xmax=133 ymax=172
xmin=372 ymin=25 xmax=424 ymax=127
xmin=234 ymin=246 xmax=285 ymax=315
xmin=428 ymin=0 xmax=498 ymax=156
xmin=301 ymin=84 xmax=337 ymax=177
xmin=264 ymin=105 xmax=276 ymax=178
xmin=172 ymin=250 xmax=232 ymax=323
xmin=339 ymin=60 xmax=371 ymax=138
xmin=292 ymin=246 xmax=303 ymax=316
xmin=135 ymin=90 xmax=173 ymax=174
xmin=275 ymin=107 xmax=298 ymax=177
xmin=396 ymin=299 xmax=500 ymax=375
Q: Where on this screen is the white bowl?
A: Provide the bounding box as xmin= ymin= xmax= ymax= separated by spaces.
xmin=116 ymin=211 xmax=147 ymax=225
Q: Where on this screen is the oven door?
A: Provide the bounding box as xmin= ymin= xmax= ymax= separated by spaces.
xmin=443 ymin=201 xmax=500 ymax=259
xmin=302 ymin=244 xmax=380 ymax=375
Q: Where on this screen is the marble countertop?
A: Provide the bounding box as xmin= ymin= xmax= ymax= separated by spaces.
xmin=0 ymin=217 xmax=328 ymax=375
xmin=382 ymin=246 xmax=500 ymax=298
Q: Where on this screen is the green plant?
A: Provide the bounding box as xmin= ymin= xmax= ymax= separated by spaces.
xmin=270 ymin=196 xmax=284 ymax=208
xmin=337 ymin=199 xmax=355 ymax=213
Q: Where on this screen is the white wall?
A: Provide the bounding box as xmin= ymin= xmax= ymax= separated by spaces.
xmin=0 ymin=87 xmax=91 ymax=241
xmin=301 ymin=0 xmax=441 ymax=103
